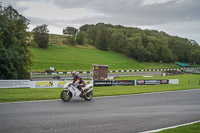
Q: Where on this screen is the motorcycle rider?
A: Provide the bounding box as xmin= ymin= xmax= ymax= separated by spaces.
xmin=70 ymin=71 xmax=85 ymax=97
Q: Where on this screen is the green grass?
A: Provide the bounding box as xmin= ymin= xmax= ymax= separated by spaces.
xmin=156 ymin=122 xmax=200 ymax=133
xmin=93 ymin=74 xmax=200 ymax=96
xmin=31 ymin=44 xmax=179 ymax=72
xmin=0 ymin=74 xmax=199 ymax=103
xmin=0 ymin=88 xmax=63 ymax=103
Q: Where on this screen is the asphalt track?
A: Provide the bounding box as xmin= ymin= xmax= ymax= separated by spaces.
xmin=0 ymin=89 xmax=200 ymax=133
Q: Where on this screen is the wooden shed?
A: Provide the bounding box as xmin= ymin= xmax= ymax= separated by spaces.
xmin=92 ymin=64 xmax=109 ymax=80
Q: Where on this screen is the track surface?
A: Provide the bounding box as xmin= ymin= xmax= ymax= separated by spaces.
xmin=0 ymin=89 xmax=200 ymax=133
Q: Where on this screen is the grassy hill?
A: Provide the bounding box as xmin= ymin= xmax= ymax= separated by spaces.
xmin=31 ymin=44 xmax=179 ymax=72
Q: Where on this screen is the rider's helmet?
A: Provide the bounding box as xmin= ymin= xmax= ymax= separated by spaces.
xmin=72 ymin=71 xmax=77 ymax=77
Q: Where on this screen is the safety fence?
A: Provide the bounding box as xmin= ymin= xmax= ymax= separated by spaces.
xmin=30 ymin=67 xmax=194 ymax=75
xmin=0 ymin=79 xmax=179 ymax=89
xmin=185 ymin=68 xmax=200 ymax=74
xmin=93 ymin=79 xmax=179 ymax=87
xmin=0 ymin=80 xmax=72 ymax=89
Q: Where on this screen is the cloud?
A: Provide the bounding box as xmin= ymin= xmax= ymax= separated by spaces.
xmin=142 ymin=0 xmax=174 ymax=5
xmin=50 ymin=0 xmax=200 ymax=28
xmin=18 ymin=1 xmax=104 ymax=20
xmin=1 ymin=0 xmax=200 ymax=43
xmin=153 ymin=21 xmax=200 ymax=41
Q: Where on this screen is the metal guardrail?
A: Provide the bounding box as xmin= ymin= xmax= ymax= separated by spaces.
xmin=31 ymin=68 xmax=186 ymax=75
xmin=185 ymin=68 xmax=200 ymax=74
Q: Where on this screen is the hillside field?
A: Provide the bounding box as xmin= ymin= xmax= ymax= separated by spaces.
xmin=31 ymin=44 xmax=179 ymax=72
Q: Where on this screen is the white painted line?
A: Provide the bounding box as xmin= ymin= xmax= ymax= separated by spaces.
xmin=140 ymin=120 xmax=200 ymax=133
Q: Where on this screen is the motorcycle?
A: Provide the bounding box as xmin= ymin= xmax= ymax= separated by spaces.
xmin=61 ymin=82 xmax=93 ymax=102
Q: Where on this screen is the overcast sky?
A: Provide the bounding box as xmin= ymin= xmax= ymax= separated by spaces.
xmin=2 ymin=0 xmax=200 ymax=44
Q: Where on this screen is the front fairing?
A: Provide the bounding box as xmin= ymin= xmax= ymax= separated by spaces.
xmin=63 ymin=83 xmax=70 ymax=89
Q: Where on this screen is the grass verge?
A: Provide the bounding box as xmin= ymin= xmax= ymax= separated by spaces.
xmin=0 ymin=74 xmax=199 ymax=103
xmin=94 ymin=74 xmax=200 ymax=96
xmin=155 ymin=122 xmax=200 ymax=133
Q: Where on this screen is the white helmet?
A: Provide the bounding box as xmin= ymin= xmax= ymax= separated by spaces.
xmin=72 ymin=71 xmax=77 ymax=76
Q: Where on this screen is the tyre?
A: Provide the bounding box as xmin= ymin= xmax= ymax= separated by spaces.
xmin=84 ymin=89 xmax=93 ymax=101
xmin=61 ymin=90 xmax=72 ymax=102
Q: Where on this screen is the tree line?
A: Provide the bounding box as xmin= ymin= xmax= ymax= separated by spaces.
xmin=31 ymin=21 xmax=200 ymax=65
xmin=76 ymin=23 xmax=200 ymax=64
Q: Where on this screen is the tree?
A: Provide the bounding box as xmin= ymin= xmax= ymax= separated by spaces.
xmin=0 ymin=4 xmax=32 ymax=79
xmin=129 ymin=35 xmax=146 ymax=61
xmin=76 ymin=31 xmax=84 ymax=45
xmin=63 ymin=26 xmax=78 ymax=45
xmin=32 ymin=24 xmax=49 ymax=48
xmin=157 ymin=46 xmax=174 ymax=63
xmin=110 ymin=31 xmax=126 ymax=53
xmin=68 ymin=36 xmax=76 ymax=45
xmin=168 ymin=37 xmax=192 ymax=62
xmin=190 ymin=50 xmax=200 ymax=64
xmin=95 ymin=24 xmax=111 ymax=50
xmin=87 ymin=25 xmax=97 ymax=45
xmin=63 ymin=26 xmax=78 ymax=36
xmin=145 ymin=43 xmax=158 ymax=62
xmin=79 ymin=24 xmax=91 ymax=31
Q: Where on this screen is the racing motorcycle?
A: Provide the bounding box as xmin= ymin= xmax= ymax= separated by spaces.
xmin=61 ymin=82 xmax=93 ymax=102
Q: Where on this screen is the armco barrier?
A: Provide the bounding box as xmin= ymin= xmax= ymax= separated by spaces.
xmin=0 ymin=80 xmax=69 ymax=89
xmin=93 ymin=80 xmax=168 ymax=87
xmin=0 ymin=80 xmax=30 ymax=88
xmin=93 ymin=81 xmax=113 ymax=87
xmin=136 ymin=80 xmax=169 ymax=85
xmin=30 ymin=81 xmax=67 ymax=88
xmin=93 ymin=79 xmax=179 ymax=87
xmin=31 ymin=67 xmax=195 ymax=75
xmin=30 ymin=80 xmax=93 ymax=88
xmin=0 ymin=79 xmax=179 ymax=88
xmin=113 ymin=80 xmax=135 ymax=86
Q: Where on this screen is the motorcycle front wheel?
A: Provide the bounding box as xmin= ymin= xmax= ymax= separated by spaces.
xmin=84 ymin=89 xmax=93 ymax=101
xmin=61 ymin=90 xmax=72 ymax=102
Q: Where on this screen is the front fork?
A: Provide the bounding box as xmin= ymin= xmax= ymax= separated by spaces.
xmin=64 ymin=88 xmax=69 ymax=95
xmin=85 ymin=88 xmax=93 ymax=94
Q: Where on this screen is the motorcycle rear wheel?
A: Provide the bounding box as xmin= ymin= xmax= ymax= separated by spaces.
xmin=84 ymin=89 xmax=93 ymax=101
xmin=61 ymin=90 xmax=72 ymax=102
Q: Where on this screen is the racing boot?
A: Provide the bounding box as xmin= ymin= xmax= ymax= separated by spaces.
xmin=80 ymin=89 xmax=85 ymax=97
